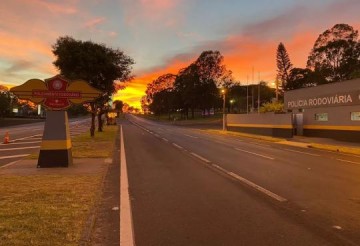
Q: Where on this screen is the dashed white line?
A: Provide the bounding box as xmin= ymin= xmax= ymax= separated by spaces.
xmin=228 ymin=172 xmax=287 ymax=202
xmin=162 ymin=138 xmax=169 ymax=142
xmin=0 ymin=146 xmax=40 ymax=151
xmin=184 ymin=134 xmax=199 ymax=139
xmin=234 ymin=148 xmax=275 ymax=160
xmin=0 ymin=154 xmax=29 ymax=160
xmin=190 ymin=152 xmax=211 ymax=163
xmin=251 ymin=142 xmax=271 ymax=147
xmin=336 ymin=159 xmax=360 ymax=165
xmin=282 ymin=148 xmax=321 ymax=157
xmin=172 ymin=143 xmax=183 ymax=149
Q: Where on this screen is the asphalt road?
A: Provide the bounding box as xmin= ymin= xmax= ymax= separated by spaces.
xmin=0 ymin=117 xmax=91 ymax=167
xmin=121 ymin=115 xmax=360 ymax=246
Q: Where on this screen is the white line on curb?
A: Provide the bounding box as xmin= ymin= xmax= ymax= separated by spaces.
xmin=172 ymin=143 xmax=183 ymax=149
xmin=337 ymin=159 xmax=360 ymax=165
xmin=190 ymin=152 xmax=211 ymax=163
xmin=234 ymin=148 xmax=275 ymax=160
xmin=228 ymin=172 xmax=287 ymax=202
xmin=120 ymin=125 xmax=135 ymax=246
xmin=0 ymin=146 xmax=40 ymax=151
xmin=0 ymin=154 xmax=29 ymax=160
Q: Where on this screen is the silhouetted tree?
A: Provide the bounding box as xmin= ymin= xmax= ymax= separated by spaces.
xmin=0 ymin=85 xmax=11 ymax=117
xmin=307 ymin=23 xmax=360 ymax=82
xmin=285 ymin=68 xmax=321 ymax=90
xmin=52 ymin=36 xmax=134 ymax=136
xmin=276 ymin=42 xmax=293 ymax=91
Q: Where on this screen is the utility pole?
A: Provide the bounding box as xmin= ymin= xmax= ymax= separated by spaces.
xmin=246 ymin=75 xmax=249 ymax=114
xmin=251 ymin=67 xmax=254 ymax=112
xmin=258 ymin=72 xmax=260 ymax=114
xmin=221 ymin=89 xmax=226 ymax=131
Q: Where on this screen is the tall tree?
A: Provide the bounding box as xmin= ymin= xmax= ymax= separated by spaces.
xmin=276 ymin=42 xmax=293 ymax=91
xmin=307 ymin=23 xmax=359 ymax=82
xmin=52 ymin=36 xmax=134 ymax=136
xmin=285 ymin=68 xmax=318 ymax=90
xmin=0 ymin=85 xmax=11 ymax=117
xmin=145 ymin=73 xmax=176 ymax=106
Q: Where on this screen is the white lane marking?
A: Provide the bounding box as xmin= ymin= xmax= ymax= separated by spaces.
xmin=0 ymin=160 xmax=21 ymax=169
xmin=154 ymin=134 xmax=160 ymax=137
xmin=162 ymin=138 xmax=169 ymax=142
xmin=0 ymin=154 xmax=29 ymax=160
xmin=184 ymin=134 xmax=198 ymax=139
xmin=172 ymin=143 xmax=183 ymax=149
xmin=251 ymin=142 xmax=271 ymax=147
xmin=120 ymin=125 xmax=135 ymax=246
xmin=228 ymin=172 xmax=287 ymax=202
xmin=234 ymin=148 xmax=275 ymax=160
xmin=190 ymin=152 xmax=211 ymax=163
xmin=0 ymin=146 xmax=40 ymax=151
xmin=0 ymin=141 xmax=41 ymax=145
xmin=12 ymin=134 xmax=42 ymax=142
xmin=282 ymin=148 xmax=321 ymax=157
xmin=336 ymin=159 xmax=360 ymax=165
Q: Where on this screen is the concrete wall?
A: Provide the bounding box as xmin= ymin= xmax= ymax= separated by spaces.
xmin=227 ymin=113 xmax=293 ymax=138
xmin=284 ymin=78 xmax=360 ymax=142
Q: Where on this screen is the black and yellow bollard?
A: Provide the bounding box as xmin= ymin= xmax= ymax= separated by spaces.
xmin=37 ymin=111 xmax=72 ymax=168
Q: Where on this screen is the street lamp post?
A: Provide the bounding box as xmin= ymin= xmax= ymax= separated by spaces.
xmin=221 ymin=89 xmax=227 ymax=131
xmin=230 ymin=99 xmax=234 ymax=113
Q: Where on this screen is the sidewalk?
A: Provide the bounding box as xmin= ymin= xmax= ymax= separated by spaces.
xmin=278 ymin=135 xmax=360 ymax=155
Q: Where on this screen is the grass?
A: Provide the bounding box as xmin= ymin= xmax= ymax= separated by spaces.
xmin=28 ymin=125 xmax=118 ymax=159
xmin=0 ymin=125 xmax=119 ymax=245
xmin=72 ymin=125 xmax=118 ymax=158
xmin=0 ymin=175 xmax=102 ymax=246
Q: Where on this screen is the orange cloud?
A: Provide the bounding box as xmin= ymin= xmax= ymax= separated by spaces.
xmin=116 ymin=27 xmax=331 ymax=108
xmin=114 ymin=57 xmax=192 ymax=108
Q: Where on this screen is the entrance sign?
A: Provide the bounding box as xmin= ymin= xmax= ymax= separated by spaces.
xmin=10 ymin=75 xmax=102 ymax=168
xmin=10 ymin=75 xmax=102 ymax=110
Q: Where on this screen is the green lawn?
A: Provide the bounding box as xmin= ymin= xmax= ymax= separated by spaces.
xmin=0 ymin=125 xmax=118 ymax=245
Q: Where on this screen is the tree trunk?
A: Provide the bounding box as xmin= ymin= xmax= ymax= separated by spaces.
xmin=97 ymin=112 xmax=103 ymax=132
xmin=90 ymin=113 xmax=96 ymax=137
xmin=191 ymin=107 xmax=195 ymax=119
xmin=90 ymin=103 xmax=96 ymax=137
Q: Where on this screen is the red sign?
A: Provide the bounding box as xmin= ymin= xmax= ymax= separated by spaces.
xmin=40 ymin=76 xmax=75 ymax=110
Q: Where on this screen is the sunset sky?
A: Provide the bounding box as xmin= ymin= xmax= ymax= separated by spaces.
xmin=1 ymin=0 xmax=359 ymax=108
